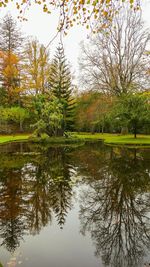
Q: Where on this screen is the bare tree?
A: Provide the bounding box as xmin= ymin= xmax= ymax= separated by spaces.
xmin=79 ymin=9 xmax=150 ymax=96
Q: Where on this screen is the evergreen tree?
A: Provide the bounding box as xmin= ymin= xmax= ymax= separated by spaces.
xmin=0 ymin=13 xmax=23 ymax=54
xmin=0 ymin=14 xmax=23 ymax=105
xmin=48 ymin=44 xmax=75 ymax=135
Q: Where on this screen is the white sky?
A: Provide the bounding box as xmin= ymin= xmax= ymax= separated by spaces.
xmin=0 ymin=1 xmax=150 ymax=85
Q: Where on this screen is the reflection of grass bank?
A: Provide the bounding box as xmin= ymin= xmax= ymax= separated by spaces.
xmin=0 ymin=133 xmax=150 ymax=147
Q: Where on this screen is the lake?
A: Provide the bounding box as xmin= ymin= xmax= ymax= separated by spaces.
xmin=0 ymin=141 xmax=150 ymax=267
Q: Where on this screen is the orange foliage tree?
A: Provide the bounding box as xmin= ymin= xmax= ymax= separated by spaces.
xmin=0 ymin=50 xmax=21 ymax=104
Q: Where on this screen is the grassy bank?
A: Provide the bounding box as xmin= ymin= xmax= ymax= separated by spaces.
xmin=104 ymin=135 xmax=150 ymax=146
xmin=32 ymin=135 xmax=85 ymax=145
xmin=32 ymin=133 xmax=150 ymax=147
xmin=0 ymin=134 xmax=85 ymax=146
xmin=0 ymin=133 xmax=150 ymax=147
xmin=73 ymin=133 xmax=150 ymax=147
xmin=0 ymin=134 xmax=30 ymax=144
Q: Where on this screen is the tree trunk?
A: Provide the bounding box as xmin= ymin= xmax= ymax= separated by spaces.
xmin=134 ymin=126 xmax=137 ymax=138
xmin=57 ymin=128 xmax=64 ymax=137
xmin=121 ymin=126 xmax=128 ymax=135
xmin=20 ymin=120 xmax=23 ymax=132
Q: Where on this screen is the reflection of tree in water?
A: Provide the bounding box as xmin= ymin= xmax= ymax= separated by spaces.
xmin=48 ymin=149 xmax=74 ymax=228
xmin=0 ymin=145 xmax=75 ymax=252
xmin=23 ymin=163 xmax=52 ymax=235
xmin=24 ymin=147 xmax=74 ymax=232
xmin=68 ymin=142 xmax=111 ymax=182
xmin=79 ymin=148 xmax=150 ymax=267
xmin=0 ymin=168 xmax=27 ymax=252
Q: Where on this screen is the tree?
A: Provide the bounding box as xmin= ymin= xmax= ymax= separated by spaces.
xmin=22 ymin=39 xmax=50 ymax=95
xmin=75 ymin=91 xmax=97 ymax=132
xmin=33 ymin=96 xmax=63 ymax=137
xmin=9 ymin=107 xmax=30 ymax=131
xmin=0 ymin=13 xmax=23 ymax=54
xmin=48 ymin=44 xmax=75 ymax=135
xmin=80 ymin=9 xmax=150 ymax=96
xmin=0 ymin=50 xmax=20 ymax=104
xmin=113 ymin=94 xmax=150 ymax=138
xmin=0 ymin=106 xmax=30 ymax=132
xmin=75 ymin=91 xmax=114 ymax=133
xmin=0 ymin=14 xmax=23 ymax=104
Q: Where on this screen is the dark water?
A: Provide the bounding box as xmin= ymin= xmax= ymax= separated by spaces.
xmin=0 ymin=141 xmax=150 ymax=267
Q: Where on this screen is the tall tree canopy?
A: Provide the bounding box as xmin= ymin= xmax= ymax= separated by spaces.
xmin=80 ymin=9 xmax=150 ymax=96
xmin=75 ymin=91 xmax=114 ymax=133
xmin=0 ymin=50 xmax=20 ymax=105
xmin=0 ymin=14 xmax=23 ymax=105
xmin=0 ymin=13 xmax=23 ymax=54
xmin=112 ymin=94 xmax=150 ymax=138
xmin=48 ymin=44 xmax=75 ymax=134
xmin=22 ymin=39 xmax=50 ymax=95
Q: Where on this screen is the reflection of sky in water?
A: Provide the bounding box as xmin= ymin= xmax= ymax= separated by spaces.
xmin=0 ymin=142 xmax=150 ymax=267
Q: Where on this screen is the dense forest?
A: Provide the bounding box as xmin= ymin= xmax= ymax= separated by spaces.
xmin=0 ymin=10 xmax=150 ymax=137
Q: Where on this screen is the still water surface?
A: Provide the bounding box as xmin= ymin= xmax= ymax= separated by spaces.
xmin=0 ymin=142 xmax=150 ymax=267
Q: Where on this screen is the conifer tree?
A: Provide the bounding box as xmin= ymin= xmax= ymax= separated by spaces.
xmin=0 ymin=14 xmax=23 ymax=105
xmin=48 ymin=44 xmax=75 ymax=135
xmin=0 ymin=13 xmax=23 ymax=54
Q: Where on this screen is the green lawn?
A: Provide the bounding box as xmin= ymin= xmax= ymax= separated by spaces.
xmin=73 ymin=133 xmax=150 ymax=146
xmin=0 ymin=134 xmax=30 ymax=144
xmin=104 ymin=135 xmax=150 ymax=146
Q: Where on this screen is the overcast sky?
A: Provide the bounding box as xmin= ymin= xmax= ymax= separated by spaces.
xmin=0 ymin=1 xmax=150 ymax=84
